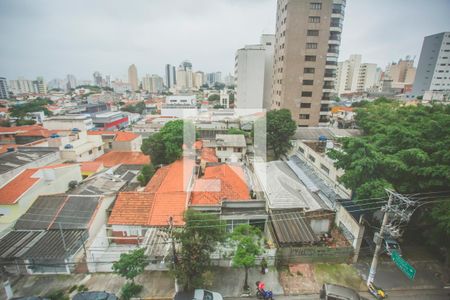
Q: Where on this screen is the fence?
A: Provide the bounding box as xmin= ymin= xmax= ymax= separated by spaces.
xmin=277 ymin=246 xmax=354 ymax=264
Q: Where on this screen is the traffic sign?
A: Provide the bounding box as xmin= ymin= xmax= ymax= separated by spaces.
xmin=391 ymin=250 xmax=416 ymax=280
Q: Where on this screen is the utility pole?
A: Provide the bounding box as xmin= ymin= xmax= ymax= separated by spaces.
xmin=367 ymin=191 xmax=394 ymax=285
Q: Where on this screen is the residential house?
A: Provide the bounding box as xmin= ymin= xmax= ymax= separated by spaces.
xmin=94 ymin=151 xmax=150 ymax=168
xmin=0 ymin=164 xmax=82 ymax=232
xmin=43 ymin=115 xmax=94 ymax=131
xmin=88 ymin=131 xmax=142 ymax=152
xmin=204 ymin=134 xmax=246 ymax=163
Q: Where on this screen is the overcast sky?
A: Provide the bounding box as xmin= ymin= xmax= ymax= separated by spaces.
xmin=1 ymin=0 xmax=449 ymax=81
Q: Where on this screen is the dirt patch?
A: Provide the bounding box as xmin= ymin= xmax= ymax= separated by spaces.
xmin=279 ymin=264 xmax=320 ymax=294
xmin=313 ymin=263 xmax=365 ymax=291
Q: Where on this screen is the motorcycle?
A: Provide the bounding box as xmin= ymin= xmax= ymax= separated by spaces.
xmin=255 ymin=281 xmax=274 ymax=300
xmin=368 ymin=282 xmax=387 ymax=299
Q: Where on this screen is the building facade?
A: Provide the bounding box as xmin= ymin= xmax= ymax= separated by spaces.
xmin=0 ymin=77 xmax=8 ymax=99
xmin=335 ymin=55 xmax=378 ymax=95
xmin=272 ymin=0 xmax=345 ymax=127
xmin=412 ymin=32 xmax=450 ymax=97
xmin=128 ymin=64 xmax=139 ymax=91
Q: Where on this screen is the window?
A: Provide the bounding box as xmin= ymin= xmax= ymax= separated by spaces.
xmin=306 ymin=43 xmax=318 ymax=49
xmin=301 ymin=91 xmax=312 ymax=97
xmin=310 ymin=3 xmax=322 ymax=10
xmin=305 ymin=55 xmax=316 ymax=61
xmin=308 ymin=154 xmax=316 ymax=162
xmin=300 ymin=103 xmax=312 ymax=108
xmin=308 ymin=16 xmax=321 ymax=23
xmin=298 ymin=147 xmax=305 ymax=153
xmin=98 ymin=146 xmax=102 ymax=151
xmin=300 ymin=114 xmax=310 ymax=120
xmin=320 ymin=164 xmax=330 ymax=174
xmin=88 ymin=150 xmax=93 ymax=155
xmin=303 ymin=80 xmax=314 ymax=85
xmin=307 ymin=30 xmax=319 ymax=36
xmin=304 ymin=68 xmax=315 ymax=74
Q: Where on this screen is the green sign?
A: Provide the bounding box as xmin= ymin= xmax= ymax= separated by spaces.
xmin=391 ymin=250 xmax=416 ymax=280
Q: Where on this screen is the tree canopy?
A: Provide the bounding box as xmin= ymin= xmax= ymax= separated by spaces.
xmin=173 ymin=210 xmax=226 ymax=290
xmin=208 ymin=94 xmax=220 ymax=102
xmin=327 ymin=99 xmax=450 ymax=250
xmin=265 ymin=109 xmax=297 ymax=159
xmin=137 ymin=163 xmax=156 ymax=186
xmin=112 ymin=248 xmax=148 ymax=283
xmin=141 ymin=120 xmax=195 ymax=165
xmin=231 ymin=224 xmax=263 ymax=290
xmin=9 ymin=98 xmax=54 ymax=118
xmin=121 ymin=101 xmax=146 ymax=114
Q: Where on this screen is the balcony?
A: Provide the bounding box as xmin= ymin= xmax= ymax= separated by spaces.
xmin=329 ymin=34 xmax=341 ymax=41
xmin=324 ymin=71 xmax=336 ymax=78
xmin=319 ymin=115 xmax=330 ymax=123
xmin=327 ymin=48 xmax=339 ymax=54
xmin=323 ymin=83 xmax=335 ymax=90
xmin=326 ymin=60 xmax=338 ymax=66
xmin=330 ymin=22 xmax=343 ymax=28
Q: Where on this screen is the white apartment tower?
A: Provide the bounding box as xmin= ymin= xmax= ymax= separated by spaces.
xmin=412 ymin=32 xmax=450 ymax=97
xmin=235 ymin=34 xmax=275 ymax=109
xmin=335 ymin=54 xmax=378 ymax=95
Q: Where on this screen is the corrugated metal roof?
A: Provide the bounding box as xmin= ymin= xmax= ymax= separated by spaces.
xmin=14 ymin=195 xmax=67 ymax=230
xmin=0 ymin=231 xmax=43 ymax=259
xmin=271 ymin=211 xmax=319 ymax=246
xmin=49 ymin=196 xmax=100 ymax=230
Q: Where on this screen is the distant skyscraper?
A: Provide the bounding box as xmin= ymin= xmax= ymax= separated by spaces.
xmin=33 ymin=76 xmax=47 ymax=94
xmin=128 ymin=64 xmax=139 ymax=91
xmin=384 ymin=57 xmax=416 ymax=89
xmin=176 ymin=60 xmax=193 ymax=91
xmin=93 ymin=71 xmax=103 ymax=87
xmin=9 ymin=77 xmax=35 ymax=95
xmin=105 ymin=75 xmax=111 ymax=88
xmin=0 ymin=77 xmax=9 ymax=99
xmin=260 ymin=34 xmax=275 ymax=109
xmin=272 ymin=0 xmax=346 ymax=126
xmin=412 ymin=32 xmax=450 ymax=97
xmin=193 ymin=71 xmax=205 ymax=89
xmin=66 ymin=74 xmax=77 ymax=90
xmin=143 ymin=74 xmax=164 ymax=93
xmin=214 ymin=72 xmax=222 ymax=83
xmin=165 ymin=64 xmax=176 ymax=88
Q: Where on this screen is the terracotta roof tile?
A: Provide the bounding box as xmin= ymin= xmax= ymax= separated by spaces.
xmin=201 ymin=147 xmax=218 ymax=163
xmin=0 ymin=169 xmax=39 ymax=204
xmin=191 ymin=164 xmax=250 ymax=206
xmin=95 ymin=151 xmax=150 ymax=167
xmin=108 ymin=192 xmax=155 ymax=225
xmin=114 ymin=131 xmax=139 ymax=142
xmin=79 ymin=161 xmax=104 ymax=173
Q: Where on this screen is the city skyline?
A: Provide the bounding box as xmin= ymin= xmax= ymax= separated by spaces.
xmin=1 ymin=0 xmax=449 ymax=81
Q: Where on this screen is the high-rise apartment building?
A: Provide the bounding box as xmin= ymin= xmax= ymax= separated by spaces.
xmin=9 ymin=77 xmax=35 ymax=95
xmin=0 ymin=77 xmax=9 ymax=99
xmin=335 ymin=54 xmax=378 ymax=95
xmin=66 ymin=74 xmax=77 ymax=90
xmin=176 ymin=60 xmax=193 ymax=91
xmin=33 ymin=76 xmax=47 ymax=94
xmin=128 ymin=64 xmax=139 ymax=91
xmin=165 ymin=64 xmax=176 ymax=89
xmin=412 ymin=32 xmax=450 ymax=97
xmin=142 ymin=74 xmax=164 ymax=94
xmin=193 ymin=71 xmax=205 ymax=89
xmin=272 ymin=0 xmax=345 ymax=126
xmin=93 ymin=71 xmax=103 ymax=87
xmin=235 ymin=34 xmax=275 ymax=109
xmin=385 ymin=57 xmax=416 ymax=89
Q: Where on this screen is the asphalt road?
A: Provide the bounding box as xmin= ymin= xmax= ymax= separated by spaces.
xmin=225 ymin=288 xmax=450 ymax=300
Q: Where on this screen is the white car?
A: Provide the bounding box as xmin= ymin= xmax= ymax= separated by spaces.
xmin=193 ymin=289 xmax=223 ymax=300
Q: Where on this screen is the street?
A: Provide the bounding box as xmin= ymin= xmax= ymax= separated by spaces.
xmin=225 ymin=288 xmax=450 ymax=300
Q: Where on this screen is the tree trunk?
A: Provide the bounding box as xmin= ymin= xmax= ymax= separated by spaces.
xmin=244 ymin=267 xmax=249 ymax=291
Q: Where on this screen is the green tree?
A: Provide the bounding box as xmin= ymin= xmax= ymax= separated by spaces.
xmin=208 ymin=94 xmax=220 ymax=102
xmin=16 ymin=119 xmax=36 ymax=126
xmin=231 ymin=224 xmax=263 ymax=291
xmin=112 ymin=248 xmax=148 ymax=283
xmin=121 ymin=101 xmax=146 ymax=114
xmin=173 ymin=210 xmax=226 ymax=290
xmin=328 ymin=99 xmax=450 ymax=251
xmin=227 ymin=128 xmax=246 ymax=136
xmin=137 ymin=163 xmax=156 ymax=186
xmin=264 ymin=109 xmax=296 ymax=159
xmin=141 ymin=120 xmax=195 ymax=165
xmin=213 ymin=104 xmax=224 ymax=109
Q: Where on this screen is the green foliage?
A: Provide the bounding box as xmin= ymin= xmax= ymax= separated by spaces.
xmin=227 ymin=128 xmax=246 ymax=136
xmin=45 ymin=290 xmax=69 ymax=300
xmin=138 ymin=163 xmax=156 ymax=186
xmin=231 ymin=224 xmax=263 ymax=290
xmin=121 ymin=101 xmax=146 ymax=114
xmin=9 ymin=98 xmax=53 ymax=118
xmin=16 ymin=119 xmax=36 ymax=126
xmin=112 ymin=248 xmax=148 ymax=282
xmin=214 ymin=82 xmax=226 ymax=90
xmin=0 ymin=119 xmax=11 ymax=127
xmin=68 ymin=285 xmax=78 ymax=293
xmin=77 ymin=284 xmax=88 ymax=292
xmin=265 ymin=109 xmax=297 ymax=159
xmin=328 ymin=99 xmax=450 ymax=250
xmin=208 ymin=94 xmax=220 ymax=102
xmin=141 ymin=120 xmax=195 ymax=165
xmin=173 ymin=210 xmax=226 ymax=290
xmin=120 ymin=281 xmax=143 ymax=300
xmin=213 ymin=104 xmax=224 ymax=109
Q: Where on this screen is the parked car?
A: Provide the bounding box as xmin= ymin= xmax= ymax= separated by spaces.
xmin=383 ymin=238 xmax=401 ymax=256
xmin=320 ymin=283 xmax=365 ymax=300
xmin=73 ymin=291 xmax=118 ymax=300
xmin=174 ymin=289 xmax=223 ymax=300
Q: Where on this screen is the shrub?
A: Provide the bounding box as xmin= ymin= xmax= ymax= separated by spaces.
xmin=121 ymin=282 xmax=143 ymax=300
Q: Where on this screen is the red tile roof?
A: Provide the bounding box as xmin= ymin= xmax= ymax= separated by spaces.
xmin=114 ymin=131 xmax=139 ymax=142
xmin=108 ymin=192 xmax=156 ymax=226
xmin=191 ymin=164 xmax=250 ymax=206
xmin=95 ymin=151 xmax=150 ymax=167
xmin=79 ymin=161 xmax=104 ymax=173
xmin=0 ymin=169 xmax=39 ymax=205
xmin=0 ymin=125 xmax=43 ymax=134
xmin=0 ymin=144 xmax=18 ymax=154
xmin=201 ymin=147 xmax=218 ymax=163
xmin=109 ymin=159 xmax=194 ymax=227
xmin=194 ymin=141 xmax=203 ymax=150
